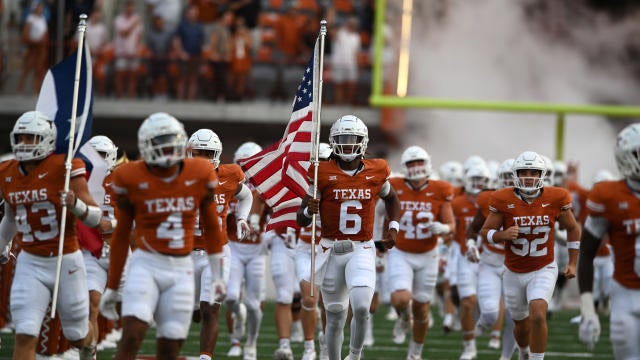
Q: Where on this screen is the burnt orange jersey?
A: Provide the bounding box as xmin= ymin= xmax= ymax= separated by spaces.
xmin=194 ymin=163 xmax=244 ymax=249
xmin=391 ymin=178 xmax=453 ymax=253
xmin=101 ymin=172 xmax=116 ymax=242
xmin=451 ymin=194 xmax=478 ymax=253
xmin=453 ymin=186 xmax=464 ymax=197
xmin=489 ymin=186 xmax=572 ymax=273
xmin=476 ymin=190 xmax=505 ymax=255
xmin=586 ymin=180 xmax=640 ymax=288
xmin=0 ymin=155 xmax=85 ymax=257
xmin=311 ymin=159 xmax=390 ymax=241
xmin=568 ymin=181 xmax=588 ymax=222
xmin=111 ymin=158 xmax=218 ymax=255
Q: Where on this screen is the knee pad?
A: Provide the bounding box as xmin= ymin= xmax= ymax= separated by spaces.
xmin=481 ymin=311 xmax=499 ymax=327
xmin=326 ymin=302 xmax=347 ymax=314
xmin=291 ymin=293 xmax=302 ymax=314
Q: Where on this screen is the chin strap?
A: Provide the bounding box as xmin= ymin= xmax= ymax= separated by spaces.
xmin=626 ymin=178 xmax=640 ymax=193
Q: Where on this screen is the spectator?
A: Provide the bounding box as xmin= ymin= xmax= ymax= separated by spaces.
xmin=113 ymin=0 xmax=142 ymax=98
xmin=331 ymin=17 xmax=360 ymax=105
xmin=229 ymin=16 xmax=252 ymax=100
xmin=271 ymin=6 xmax=303 ymax=100
xmin=174 ymin=5 xmax=204 ymax=100
xmin=204 ymin=9 xmax=233 ymax=101
xmin=145 ymin=14 xmax=173 ymax=100
xmin=84 ymin=7 xmax=112 ymax=95
xmin=17 ymin=0 xmax=48 ymax=95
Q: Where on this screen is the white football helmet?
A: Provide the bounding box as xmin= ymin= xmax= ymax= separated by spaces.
xmin=89 ymin=135 xmax=118 ymax=171
xmin=400 ymin=145 xmax=432 ymax=180
xmin=540 ymin=155 xmax=554 ymax=186
xmin=438 ymin=161 xmax=464 ymax=187
xmin=329 ymin=115 xmax=368 ymax=162
xmin=497 ymin=158 xmax=515 ymax=188
xmin=137 ymin=112 xmax=187 ymax=167
xmin=486 ymin=160 xmax=500 ymax=189
xmin=234 ymin=141 xmax=262 ymax=164
xmin=318 ymin=142 xmax=332 ymax=160
xmin=592 ymin=169 xmax=615 ymax=185
xmin=553 ymin=160 xmax=568 ymax=186
xmin=512 ymin=151 xmax=546 ymax=193
xmin=464 ymin=162 xmax=490 ymax=194
xmin=188 ymin=129 xmax=223 ymax=168
xmin=10 ymin=111 xmax=57 ymax=161
xmin=615 ymin=123 xmax=640 ymax=180
xmin=463 ymin=155 xmax=486 ymax=174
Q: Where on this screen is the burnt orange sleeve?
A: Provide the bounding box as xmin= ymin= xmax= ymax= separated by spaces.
xmin=106 ymin=199 xmax=134 ymax=289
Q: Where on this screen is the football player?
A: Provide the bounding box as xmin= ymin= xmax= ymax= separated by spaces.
xmin=0 ymin=111 xmax=103 ymax=359
xmin=297 ymin=115 xmax=401 ymax=360
xmin=225 ymin=141 xmax=268 ymax=360
xmin=467 ymin=159 xmax=517 ymax=360
xmin=98 ymin=113 xmax=225 ymax=359
xmin=480 ymin=151 xmax=580 ymax=360
xmin=387 ymin=145 xmax=455 ymax=360
xmin=295 ymin=142 xmax=332 ymax=360
xmin=452 ymin=158 xmax=491 ymax=360
xmin=187 ymin=129 xmax=253 ymax=360
xmin=578 ymin=123 xmax=640 ymax=358
xmin=82 ymin=135 xmax=120 ymax=355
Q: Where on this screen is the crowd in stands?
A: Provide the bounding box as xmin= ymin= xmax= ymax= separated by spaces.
xmin=1 ymin=0 xmax=378 ymax=105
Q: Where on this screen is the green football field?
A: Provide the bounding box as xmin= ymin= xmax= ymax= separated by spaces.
xmin=0 ymin=304 xmax=613 ymax=359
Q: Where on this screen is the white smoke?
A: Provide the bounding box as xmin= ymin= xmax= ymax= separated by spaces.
xmin=387 ymin=0 xmax=640 ymax=187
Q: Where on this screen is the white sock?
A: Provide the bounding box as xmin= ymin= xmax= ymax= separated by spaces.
xmin=464 ymin=339 xmax=476 ymax=350
xmin=304 ymin=340 xmax=314 ymax=351
xmin=519 ymin=346 xmax=530 ymax=360
xmin=199 ymin=355 xmax=211 ymax=360
xmin=530 ymin=353 xmax=544 ymax=360
xmin=409 ymin=340 xmax=423 ymax=356
xmin=279 ymin=338 xmax=291 ymax=349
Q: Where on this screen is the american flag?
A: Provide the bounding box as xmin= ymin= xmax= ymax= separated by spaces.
xmin=239 ymin=38 xmax=321 ymax=231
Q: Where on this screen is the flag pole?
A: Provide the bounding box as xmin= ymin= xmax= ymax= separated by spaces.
xmin=310 ymin=20 xmax=327 ymax=297
xmin=51 ymin=14 xmax=88 ymax=318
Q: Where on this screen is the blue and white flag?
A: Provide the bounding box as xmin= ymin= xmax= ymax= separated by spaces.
xmin=36 ymin=41 xmax=93 ymax=157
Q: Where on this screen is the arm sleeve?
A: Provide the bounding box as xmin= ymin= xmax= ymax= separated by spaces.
xmin=234 ymin=184 xmax=252 ymax=220
xmin=0 ymin=203 xmax=17 ymax=248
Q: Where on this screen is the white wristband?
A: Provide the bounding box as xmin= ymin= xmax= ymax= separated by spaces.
xmin=580 ymin=292 xmax=596 ymax=316
xmin=303 ymin=207 xmax=313 ymax=219
xmin=388 ymin=221 xmax=400 ymax=232
xmin=487 ymin=229 xmax=497 ymax=244
xmin=110 ymin=219 xmax=117 ymax=230
xmin=567 ymin=241 xmax=580 ymax=249
xmin=70 ymin=198 xmax=88 ymax=217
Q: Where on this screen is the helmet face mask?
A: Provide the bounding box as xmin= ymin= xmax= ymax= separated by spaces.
xmin=138 ymin=113 xmax=187 ymax=168
xmin=401 ymin=146 xmax=432 ymax=180
xmin=10 ymin=111 xmax=57 ymax=162
xmin=89 ymin=135 xmax=118 ymax=171
xmin=512 ymin=151 xmax=546 ymax=194
xmin=187 ymin=129 xmax=222 ymax=168
xmin=329 ymin=115 xmax=368 ymax=162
